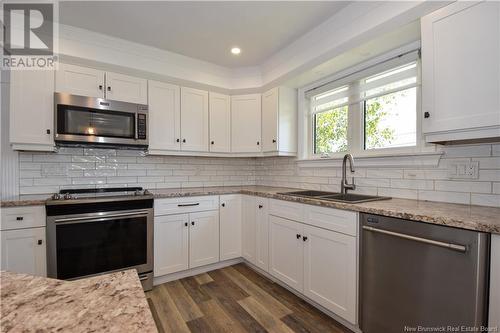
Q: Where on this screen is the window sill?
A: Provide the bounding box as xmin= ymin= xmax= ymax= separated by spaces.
xmin=296 ymin=151 xmax=443 ymax=168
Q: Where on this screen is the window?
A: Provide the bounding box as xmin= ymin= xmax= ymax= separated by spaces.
xmin=307 ymin=51 xmax=420 ymax=157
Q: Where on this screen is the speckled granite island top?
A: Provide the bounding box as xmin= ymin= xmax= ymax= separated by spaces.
xmin=2 ymin=185 xmax=499 ymax=234
xmin=0 ymin=269 xmax=157 ymax=333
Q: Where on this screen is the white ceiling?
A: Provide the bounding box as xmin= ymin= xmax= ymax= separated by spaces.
xmin=59 ymin=1 xmax=350 ymax=68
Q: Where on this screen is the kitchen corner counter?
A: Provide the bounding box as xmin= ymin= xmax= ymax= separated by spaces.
xmin=0 ymin=270 xmax=157 ymax=333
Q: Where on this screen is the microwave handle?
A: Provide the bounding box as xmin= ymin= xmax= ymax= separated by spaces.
xmin=134 ymin=113 xmax=138 ymax=140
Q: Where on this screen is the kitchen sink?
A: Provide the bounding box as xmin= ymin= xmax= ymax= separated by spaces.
xmin=318 ymin=193 xmax=390 ymax=203
xmin=278 ymin=191 xmax=390 ymax=203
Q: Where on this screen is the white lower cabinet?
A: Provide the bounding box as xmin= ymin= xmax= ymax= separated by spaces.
xmin=269 ymin=215 xmax=304 ymax=291
xmin=154 ymin=207 xmax=219 ymax=277
xmin=189 ymin=211 xmax=220 ymax=268
xmin=268 ymin=205 xmax=358 ymax=325
xmin=220 ymin=195 xmax=242 ymax=260
xmin=255 ymin=198 xmax=269 ymax=272
xmin=302 ymin=224 xmax=357 ymax=324
xmin=1 ymin=227 xmax=47 ymax=277
xmin=242 ymin=195 xmax=257 ymax=263
xmin=154 ymin=214 xmax=189 ymax=276
xmin=490 ymin=234 xmax=500 ymax=328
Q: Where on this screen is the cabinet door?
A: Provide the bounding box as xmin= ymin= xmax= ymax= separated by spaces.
xmin=105 ymin=71 xmax=148 ymax=104
xmin=154 ymin=214 xmax=189 ymax=276
xmin=148 ymin=80 xmax=181 ymax=152
xmin=55 ymin=63 xmax=104 ymax=98
xmin=220 ymin=195 xmax=242 ymax=260
xmin=209 ymin=92 xmax=231 ymax=152
xmin=242 ymin=195 xmax=257 ymax=264
xmin=10 ymin=70 xmax=55 ymax=150
xmin=255 ymin=198 xmax=269 ymax=272
xmin=231 ymin=94 xmax=262 ymax=152
xmin=189 ymin=210 xmax=219 ymax=268
xmin=262 ymin=88 xmax=279 ymax=152
xmin=303 ymin=224 xmax=357 ymax=324
xmin=181 ymin=87 xmax=209 ymax=152
xmin=422 ymin=2 xmax=500 ymax=134
xmin=268 ymin=215 xmax=303 ymax=291
xmin=1 ymin=227 xmax=46 ymax=276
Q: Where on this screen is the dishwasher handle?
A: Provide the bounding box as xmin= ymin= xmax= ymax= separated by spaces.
xmin=362 ymin=225 xmax=467 ymax=253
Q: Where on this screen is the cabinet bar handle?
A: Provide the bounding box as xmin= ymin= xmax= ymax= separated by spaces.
xmin=16 ymin=216 xmax=23 ymax=221
xmin=296 ymin=234 xmax=301 ymax=239
xmin=177 ymin=203 xmax=200 ymax=207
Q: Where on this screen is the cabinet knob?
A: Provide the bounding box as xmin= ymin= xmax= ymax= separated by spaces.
xmin=258 ymin=205 xmax=263 ymax=209
xmin=37 ymin=239 xmax=43 ymax=245
xmin=302 ymin=236 xmax=308 ymax=242
xmin=424 ymin=111 xmax=430 ymax=118
xmin=296 ymin=234 xmax=301 ymax=239
xmin=191 ymin=221 xmax=195 ymax=226
xmin=16 ymin=216 xmax=23 ymax=221
xmin=98 ymin=85 xmax=103 ymax=90
xmin=184 ymin=222 xmax=188 ymax=227
xmin=257 ymin=141 xmax=260 ymax=145
xmin=272 ymin=139 xmax=276 ymax=143
xmin=182 ymin=139 xmax=186 ymax=143
xmin=46 ymin=129 xmax=51 ymax=135
xmin=107 ymin=86 xmax=111 ymax=91
xmin=176 ymin=139 xmax=180 ymax=143
xmin=211 ymin=141 xmax=214 ymax=145
xmin=221 ymin=203 xmax=225 ymax=207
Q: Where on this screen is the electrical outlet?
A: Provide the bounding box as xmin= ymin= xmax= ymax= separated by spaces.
xmin=448 ymin=160 xmax=479 ymax=179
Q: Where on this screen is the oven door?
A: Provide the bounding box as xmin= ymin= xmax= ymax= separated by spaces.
xmin=54 ymin=93 xmax=148 ymax=147
xmin=47 ymin=208 xmax=153 ymax=281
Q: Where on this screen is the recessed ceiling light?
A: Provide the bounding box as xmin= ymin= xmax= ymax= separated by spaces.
xmin=231 ymin=47 xmax=241 ymax=55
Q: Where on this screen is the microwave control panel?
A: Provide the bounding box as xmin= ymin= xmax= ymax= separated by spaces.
xmin=137 ymin=114 xmax=147 ymax=140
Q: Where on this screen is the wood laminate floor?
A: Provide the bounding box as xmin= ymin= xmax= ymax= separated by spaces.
xmin=145 ymin=263 xmax=352 ymax=333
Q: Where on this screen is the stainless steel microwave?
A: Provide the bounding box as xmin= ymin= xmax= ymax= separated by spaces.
xmin=54 ymin=93 xmax=148 ymax=148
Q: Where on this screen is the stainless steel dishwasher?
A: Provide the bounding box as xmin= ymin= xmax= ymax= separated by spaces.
xmin=360 ymin=213 xmax=490 ymax=333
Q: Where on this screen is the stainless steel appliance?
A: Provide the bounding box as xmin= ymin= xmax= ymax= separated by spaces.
xmin=54 ymin=93 xmax=148 ymax=148
xmin=360 ymin=213 xmax=490 ymax=332
xmin=46 ymin=187 xmax=154 ymax=290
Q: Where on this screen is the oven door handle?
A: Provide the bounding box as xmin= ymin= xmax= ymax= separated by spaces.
xmin=53 ymin=210 xmax=150 ymax=223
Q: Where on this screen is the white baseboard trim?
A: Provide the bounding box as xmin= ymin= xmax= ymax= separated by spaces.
xmin=241 ymin=260 xmax=361 ymax=333
xmin=153 ymin=257 xmax=243 ymax=285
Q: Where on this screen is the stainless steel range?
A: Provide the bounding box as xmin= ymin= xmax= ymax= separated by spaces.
xmin=46 ymin=187 xmax=154 ymax=290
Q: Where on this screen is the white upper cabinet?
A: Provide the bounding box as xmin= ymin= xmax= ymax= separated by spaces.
xmin=262 ymin=87 xmax=297 ymax=154
xmin=181 ymin=87 xmax=209 ymax=152
xmin=231 ymin=94 xmax=262 ymax=153
xmin=10 ymin=70 xmax=55 ymax=151
xmin=105 ymin=71 xmax=147 ymax=104
xmin=148 ymin=80 xmax=181 ymax=152
xmin=56 ymin=63 xmax=147 ymax=104
xmin=209 ymin=92 xmax=231 ymax=153
xmin=56 ymin=63 xmax=105 ymax=98
xmin=421 ymin=1 xmax=500 ymax=143
xmin=220 ymin=195 xmax=242 ymax=260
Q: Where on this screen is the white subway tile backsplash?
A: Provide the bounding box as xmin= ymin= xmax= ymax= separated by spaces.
xmin=478 ymin=170 xmax=500 ymax=182
xmin=390 ymin=179 xmax=434 ymax=190
xmin=493 ymin=183 xmax=500 ymax=194
xmin=475 ymin=157 xmax=500 ymax=170
xmin=434 ymin=180 xmax=491 ymax=193
xmin=378 ymin=188 xmax=418 ymax=200
xmin=366 ymin=169 xmax=404 ymax=179
xmin=418 ymin=190 xmax=470 ymax=205
xmin=471 ymin=194 xmax=500 ymax=207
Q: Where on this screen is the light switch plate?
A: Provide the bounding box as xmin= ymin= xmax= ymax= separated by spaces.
xmin=448 ymin=160 xmax=479 ymax=179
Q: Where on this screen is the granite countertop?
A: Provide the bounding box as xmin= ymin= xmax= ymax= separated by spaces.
xmin=2 ymin=185 xmax=499 ymax=234
xmin=0 ymin=269 xmax=157 ymax=333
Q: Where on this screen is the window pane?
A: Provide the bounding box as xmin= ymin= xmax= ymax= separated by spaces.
xmin=314 ymin=106 xmax=348 ymax=154
xmin=364 ymin=87 xmax=416 ymax=150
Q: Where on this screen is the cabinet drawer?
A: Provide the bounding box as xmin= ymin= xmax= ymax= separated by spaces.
xmin=305 ymin=205 xmax=357 ymax=236
xmin=154 ymin=196 xmax=219 ymax=216
xmin=269 ymin=199 xmax=306 ymax=222
xmin=1 ymin=206 xmax=46 ymax=231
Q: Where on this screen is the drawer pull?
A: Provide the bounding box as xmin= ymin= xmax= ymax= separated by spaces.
xmin=177 ymin=203 xmax=200 ymax=207
xmin=37 ymin=239 xmax=43 ymax=245
xmin=296 ymin=234 xmax=301 ymax=239
xmin=258 ymin=205 xmax=263 ymax=209
xmin=16 ymin=216 xmax=24 ymax=221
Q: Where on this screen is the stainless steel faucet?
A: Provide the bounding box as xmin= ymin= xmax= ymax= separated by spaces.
xmin=341 ymin=154 xmax=355 ymax=194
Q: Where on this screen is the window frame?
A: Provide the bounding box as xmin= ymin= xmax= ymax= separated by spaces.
xmin=300 ymin=46 xmax=434 ymax=161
